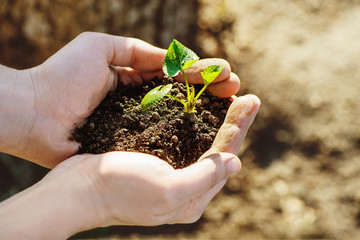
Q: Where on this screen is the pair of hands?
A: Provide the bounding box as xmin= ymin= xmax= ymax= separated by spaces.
xmin=0 ymin=32 xmax=260 ymax=239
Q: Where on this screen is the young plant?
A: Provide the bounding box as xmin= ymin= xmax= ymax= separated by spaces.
xmin=141 ymin=39 xmax=224 ymax=113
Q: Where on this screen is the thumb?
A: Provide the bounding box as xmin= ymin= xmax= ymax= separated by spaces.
xmin=172 ymin=152 xmax=241 ymax=205
xmin=209 ymin=94 xmax=261 ymax=156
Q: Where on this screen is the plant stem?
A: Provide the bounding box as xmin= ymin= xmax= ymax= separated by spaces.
xmin=181 ymin=69 xmax=191 ymax=103
xmin=194 ymin=84 xmax=209 ymax=104
xmin=165 ymin=94 xmax=188 ymax=111
xmin=181 ymin=68 xmax=197 ymax=113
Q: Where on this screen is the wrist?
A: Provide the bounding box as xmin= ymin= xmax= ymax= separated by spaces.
xmin=0 ymin=66 xmax=35 ymax=156
xmin=0 ymin=65 xmax=78 ymax=167
xmin=0 ymin=155 xmax=105 ymax=239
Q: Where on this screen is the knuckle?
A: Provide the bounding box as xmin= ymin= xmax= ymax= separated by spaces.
xmin=207 ymin=160 xmax=223 ymax=189
xmin=127 ymin=40 xmax=138 ymax=67
xmin=187 ymin=212 xmax=203 ymax=223
xmin=160 ymin=182 xmax=178 ymax=207
xmin=77 ymin=31 xmax=96 ymax=40
xmin=183 ymin=212 xmax=202 ymax=224
xmin=145 ymin=214 xmax=168 ymax=226
xmin=76 ymin=31 xmax=106 ymax=47
xmin=153 ymin=176 xmax=179 ymax=212
xmin=210 ymin=170 xmax=219 ymax=189
xmin=181 ymin=204 xmax=203 ymax=224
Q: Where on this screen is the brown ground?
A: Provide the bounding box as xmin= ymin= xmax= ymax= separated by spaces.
xmin=193 ymin=0 xmax=360 ymax=239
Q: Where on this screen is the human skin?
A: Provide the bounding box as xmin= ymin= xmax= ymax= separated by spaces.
xmin=0 ymin=32 xmax=260 ymax=239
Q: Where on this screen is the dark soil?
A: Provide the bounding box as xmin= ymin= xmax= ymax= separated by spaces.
xmin=73 ymin=77 xmax=231 ymax=169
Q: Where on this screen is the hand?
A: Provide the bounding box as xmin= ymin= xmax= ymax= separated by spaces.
xmin=4 ymin=32 xmax=167 ymax=168
xmin=84 ymin=95 xmax=260 ymax=227
xmin=0 ymin=94 xmax=260 ymax=240
xmin=0 ymin=32 xmax=241 ymax=168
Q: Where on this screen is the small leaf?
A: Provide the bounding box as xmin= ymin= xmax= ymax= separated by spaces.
xmin=141 ymin=84 xmax=173 ymax=111
xmin=183 ymin=59 xmax=198 ymax=70
xmin=200 ymin=65 xmax=225 ymax=86
xmin=163 ymin=39 xmax=199 ymax=77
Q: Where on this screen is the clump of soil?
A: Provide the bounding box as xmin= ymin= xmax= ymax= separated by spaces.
xmin=73 ymin=77 xmax=230 ymax=169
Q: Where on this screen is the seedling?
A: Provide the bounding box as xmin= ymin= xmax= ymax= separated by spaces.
xmin=141 ymin=39 xmax=224 ymax=113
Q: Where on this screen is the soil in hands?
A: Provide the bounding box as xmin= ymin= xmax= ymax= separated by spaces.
xmin=73 ymin=77 xmax=231 ymax=169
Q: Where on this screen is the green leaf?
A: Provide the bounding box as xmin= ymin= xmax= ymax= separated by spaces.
xmin=163 ymin=39 xmax=199 ymax=77
xmin=141 ymin=84 xmax=173 ymax=111
xmin=200 ymin=65 xmax=225 ymax=86
xmin=183 ymin=59 xmax=198 ymax=70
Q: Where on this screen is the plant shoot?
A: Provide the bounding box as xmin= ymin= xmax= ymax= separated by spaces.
xmin=141 ymin=39 xmax=224 ymax=113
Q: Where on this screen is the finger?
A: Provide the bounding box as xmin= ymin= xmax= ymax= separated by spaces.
xmin=211 ymin=94 xmax=261 ymax=155
xmin=166 ymin=178 xmax=227 ymax=224
xmin=141 ymin=70 xmax=164 ymax=83
xmin=207 ymin=72 xmax=241 ymax=98
xmin=110 ymin=67 xmax=163 ymax=89
xmin=169 ymin=152 xmax=241 ymax=205
xmin=229 ymin=95 xmax=237 ymax=102
xmin=106 ymin=35 xmax=167 ymax=71
xmin=175 ymin=58 xmax=231 ymax=84
xmin=181 ymin=178 xmax=227 ymax=224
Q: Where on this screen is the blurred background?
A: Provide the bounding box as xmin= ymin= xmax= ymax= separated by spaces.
xmin=1 ymin=0 xmax=360 ymax=239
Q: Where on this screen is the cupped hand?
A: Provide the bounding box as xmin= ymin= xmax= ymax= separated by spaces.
xmin=21 ymin=32 xmax=166 ymax=168
xmin=17 ymin=32 xmax=240 ymax=168
xmin=0 ymin=93 xmax=260 ymax=240
xmin=42 ymin=94 xmax=260 ymax=234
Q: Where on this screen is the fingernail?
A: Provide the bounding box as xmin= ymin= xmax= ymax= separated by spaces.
xmin=226 ymin=157 xmax=241 ymax=176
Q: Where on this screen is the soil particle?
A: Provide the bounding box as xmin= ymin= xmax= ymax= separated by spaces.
xmin=152 ymin=112 xmax=160 ymax=120
xmin=201 ymin=110 xmax=211 ymax=120
xmin=171 ymin=135 xmax=179 ymax=143
xmin=208 ymin=115 xmax=219 ymax=124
